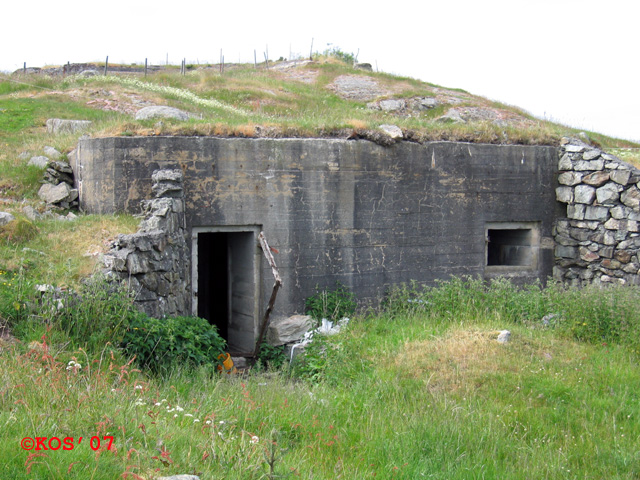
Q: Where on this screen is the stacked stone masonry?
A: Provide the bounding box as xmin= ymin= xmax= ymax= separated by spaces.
xmin=554 ymin=139 xmax=640 ymax=286
xmin=103 ymin=170 xmax=191 ymax=318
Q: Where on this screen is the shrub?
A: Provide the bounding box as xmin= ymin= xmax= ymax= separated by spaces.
xmin=256 ymin=340 xmax=287 ymax=370
xmin=305 ymin=282 xmax=357 ymax=322
xmin=121 ymin=315 xmax=227 ymax=374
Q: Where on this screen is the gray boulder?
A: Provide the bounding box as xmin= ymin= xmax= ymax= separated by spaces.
xmin=28 ymin=156 xmax=50 ymax=168
xmin=22 ymin=206 xmax=40 ymax=221
xmin=379 ymin=124 xmax=403 ymax=139
xmin=0 ymin=212 xmax=16 ymax=227
xmin=135 ymin=106 xmax=190 ymax=121
xmin=497 ymin=330 xmax=511 ymax=344
xmin=43 ymin=146 xmax=63 ymax=160
xmin=267 ymin=315 xmax=313 ymax=346
xmin=46 ymin=119 xmax=92 ymax=135
xmin=38 ymin=182 xmax=76 ymax=204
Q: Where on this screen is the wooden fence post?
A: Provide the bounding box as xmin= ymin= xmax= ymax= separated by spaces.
xmin=104 ymin=56 xmax=108 ymax=76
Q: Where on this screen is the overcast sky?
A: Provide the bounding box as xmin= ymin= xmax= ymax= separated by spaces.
xmin=2 ymin=0 xmax=638 ymax=142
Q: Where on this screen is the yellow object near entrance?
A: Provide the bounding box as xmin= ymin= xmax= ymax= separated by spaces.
xmin=217 ymin=352 xmax=236 ymax=375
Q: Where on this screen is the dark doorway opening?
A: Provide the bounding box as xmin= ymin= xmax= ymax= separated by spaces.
xmin=487 ymin=228 xmax=533 ymax=266
xmin=195 ymin=230 xmax=259 ymax=354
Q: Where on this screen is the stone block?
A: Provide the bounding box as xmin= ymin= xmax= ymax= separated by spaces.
xmin=599 ymin=246 xmax=614 ymax=258
xmin=596 ymin=183 xmax=621 ymax=204
xmin=621 ymin=186 xmax=640 ymax=210
xmin=267 ymin=315 xmax=314 ymax=346
xmin=601 ymin=258 xmax=622 ymax=270
xmin=603 ymin=218 xmax=621 ymax=230
xmin=558 ymin=171 xmax=583 ymax=186
xmin=614 ymin=250 xmax=632 ymax=264
xmin=558 ymin=153 xmax=573 ymax=170
xmin=564 ymin=144 xmax=586 ymax=153
xmin=610 ymin=206 xmax=628 ymax=219
xmin=555 ymin=235 xmax=579 ymax=246
xmin=575 ymin=185 xmax=596 ymax=204
xmin=603 ymin=231 xmax=617 ymax=245
xmin=569 ymin=227 xmax=591 ymax=242
xmin=579 ymin=247 xmax=600 ymax=262
xmin=574 ymin=159 xmax=604 ymax=171
xmin=566 ymin=204 xmax=585 ymax=220
xmin=127 ymin=252 xmax=151 ymax=274
xmin=555 ymin=186 xmax=573 ymax=203
xmin=555 ymin=245 xmax=577 ymax=259
xmin=583 ymin=149 xmax=601 ymax=161
xmin=584 ymin=206 xmax=609 ymax=221
xmin=582 ymin=171 xmax=610 ymax=186
xmin=611 ymin=170 xmax=631 ymax=186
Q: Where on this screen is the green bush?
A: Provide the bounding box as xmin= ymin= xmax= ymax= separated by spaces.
xmin=305 ymin=282 xmax=357 ymax=322
xmin=256 ymin=340 xmax=287 ymax=370
xmin=121 ymin=315 xmax=227 ymax=374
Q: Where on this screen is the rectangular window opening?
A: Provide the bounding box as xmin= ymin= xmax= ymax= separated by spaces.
xmin=487 ymin=228 xmax=533 ymax=266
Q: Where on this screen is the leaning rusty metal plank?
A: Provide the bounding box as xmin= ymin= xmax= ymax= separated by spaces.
xmin=254 ymin=231 xmax=282 ymax=357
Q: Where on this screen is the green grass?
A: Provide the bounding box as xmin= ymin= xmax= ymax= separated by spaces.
xmin=1 ymin=278 xmax=640 ymax=479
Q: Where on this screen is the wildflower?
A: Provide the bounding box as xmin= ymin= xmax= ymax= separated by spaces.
xmin=176 ymin=406 xmax=184 ymax=412
xmin=205 ymin=420 xmax=211 ymax=425
xmin=174 ymin=414 xmax=178 ymax=418
xmin=135 ymin=385 xmax=143 ymax=390
xmin=185 ymin=413 xmax=193 ymax=417
xmin=155 ymin=402 xmax=162 ymax=406
xmin=250 ymin=436 xmax=259 ymax=444
xmin=194 ymin=419 xmax=200 ymax=423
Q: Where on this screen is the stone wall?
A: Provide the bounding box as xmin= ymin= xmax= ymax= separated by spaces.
xmin=554 ymin=139 xmax=640 ymax=285
xmin=103 ymin=170 xmax=191 ymax=318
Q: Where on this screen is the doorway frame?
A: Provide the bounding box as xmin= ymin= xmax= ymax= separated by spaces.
xmin=191 ymin=225 xmax=262 ymax=354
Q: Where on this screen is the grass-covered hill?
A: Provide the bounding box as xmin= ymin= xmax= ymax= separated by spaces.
xmin=1 ymin=53 xmax=640 ymax=480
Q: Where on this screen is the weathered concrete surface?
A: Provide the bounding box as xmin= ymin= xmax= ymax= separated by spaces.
xmin=74 ymin=137 xmax=560 ymax=316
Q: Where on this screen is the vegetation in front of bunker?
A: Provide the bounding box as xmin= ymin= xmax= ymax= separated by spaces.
xmin=121 ymin=314 xmax=227 ymax=374
xmin=1 ymin=276 xmax=640 ymax=479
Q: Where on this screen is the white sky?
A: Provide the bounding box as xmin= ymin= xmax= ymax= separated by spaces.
xmin=2 ymin=0 xmax=638 ymax=141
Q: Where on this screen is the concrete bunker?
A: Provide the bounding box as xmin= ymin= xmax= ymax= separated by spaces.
xmin=192 ymin=226 xmax=262 ymax=355
xmin=75 ymin=136 xmax=563 ymax=332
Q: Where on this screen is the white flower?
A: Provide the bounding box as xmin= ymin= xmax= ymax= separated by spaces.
xmin=174 ymin=414 xmax=178 ymax=418
xmin=176 ymin=406 xmax=184 ymax=412
xmin=250 ymin=436 xmax=259 ymax=444
xmin=185 ymin=413 xmax=193 ymax=417
xmin=135 ymin=385 xmax=143 ymax=390
xmin=194 ymin=419 xmax=200 ymax=423
xmin=205 ymin=420 xmax=211 ymax=425
xmin=155 ymin=402 xmax=162 ymax=406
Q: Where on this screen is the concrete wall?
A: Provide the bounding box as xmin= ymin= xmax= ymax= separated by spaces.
xmin=75 ymin=137 xmax=561 ymax=317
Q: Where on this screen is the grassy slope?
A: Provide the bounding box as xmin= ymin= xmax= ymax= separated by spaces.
xmin=1 ymin=300 xmax=639 ymax=479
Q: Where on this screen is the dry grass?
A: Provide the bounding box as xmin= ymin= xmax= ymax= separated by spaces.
xmin=396 ymin=327 xmax=589 ymax=394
